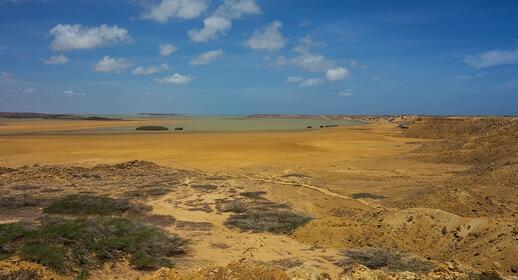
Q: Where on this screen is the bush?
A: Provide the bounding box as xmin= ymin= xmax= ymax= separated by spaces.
xmin=0 ymin=268 xmax=46 ymax=280
xmin=240 ymin=191 xmax=267 ymax=199
xmin=338 ymin=248 xmax=432 ymax=273
xmin=224 ymin=210 xmax=312 ymax=234
xmin=0 ymin=217 xmax=187 ymax=274
xmin=215 ymin=199 xmax=249 ymax=213
xmin=43 ymin=195 xmax=131 ymax=215
xmin=351 ymin=193 xmax=386 ymax=200
xmin=0 ymin=194 xmax=43 ymax=208
xmin=469 ymin=272 xmax=504 ymax=280
xmin=123 ymin=187 xmax=171 ymax=198
xmin=136 ymin=126 xmax=169 ymax=131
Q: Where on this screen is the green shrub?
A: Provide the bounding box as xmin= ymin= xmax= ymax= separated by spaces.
xmin=0 ymin=217 xmax=187 ymax=274
xmin=224 ymin=210 xmax=312 ymax=234
xmin=240 ymin=191 xmax=267 ymax=199
xmin=0 ymin=194 xmax=43 ymax=208
xmin=338 ymin=248 xmax=432 ymax=273
xmin=0 ymin=268 xmax=45 ymax=280
xmin=469 ymin=272 xmax=504 ymax=280
xmin=136 ymin=126 xmax=169 ymax=131
xmin=43 ymin=195 xmax=130 ymax=215
xmin=351 ymin=193 xmax=386 ymax=200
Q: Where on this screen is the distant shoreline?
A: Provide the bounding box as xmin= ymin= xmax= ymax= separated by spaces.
xmin=0 ymin=112 xmax=122 ymax=121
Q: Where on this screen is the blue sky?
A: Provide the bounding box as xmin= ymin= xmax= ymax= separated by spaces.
xmin=0 ymin=0 xmax=517 ymax=115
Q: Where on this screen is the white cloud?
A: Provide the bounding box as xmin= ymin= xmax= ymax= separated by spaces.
xmin=132 ymin=63 xmax=168 ymax=75
xmin=213 ymin=0 xmax=261 ymax=19
xmin=44 ymin=54 xmax=68 ymax=64
xmin=291 ymin=52 xmax=333 ymax=72
xmin=326 ymin=67 xmax=349 ymax=81
xmin=49 ymin=24 xmax=130 ymax=51
xmin=1 ymin=71 xmax=11 ymax=79
xmin=464 ymin=48 xmax=518 ymax=69
xmin=155 ymin=73 xmax=193 ymax=85
xmin=190 ymin=49 xmax=223 ymax=65
xmin=289 ymin=36 xmax=337 ymax=73
xmin=142 ymin=0 xmax=208 ymax=23
xmin=188 ymin=0 xmax=260 ymax=42
xmin=188 ymin=16 xmax=232 ymax=42
xmin=350 ymin=59 xmax=368 ymax=69
xmin=371 ymin=75 xmax=380 ymax=81
xmin=23 ymin=88 xmax=35 ymax=94
xmin=63 ymin=90 xmax=86 ymax=96
xmin=0 ymin=0 xmax=46 ymax=5
xmin=159 ymin=44 xmax=177 ymax=57
xmin=293 ymin=36 xmax=323 ymax=53
xmin=338 ymin=90 xmax=353 ymax=97
xmin=286 ymin=76 xmax=303 ymax=83
xmin=454 ymin=72 xmax=487 ymax=80
xmin=275 ymin=56 xmax=287 ymax=66
xmin=247 ymin=21 xmax=285 ymax=51
xmin=299 ymin=78 xmax=322 ymax=87
xmin=299 ymin=20 xmax=312 ymax=27
xmin=94 ymin=56 xmax=132 ymax=73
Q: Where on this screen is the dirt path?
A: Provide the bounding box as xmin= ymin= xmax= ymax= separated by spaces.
xmin=148 ymin=176 xmax=346 ymax=278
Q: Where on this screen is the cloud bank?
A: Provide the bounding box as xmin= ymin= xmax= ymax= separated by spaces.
xmin=49 ymin=24 xmax=130 ymax=51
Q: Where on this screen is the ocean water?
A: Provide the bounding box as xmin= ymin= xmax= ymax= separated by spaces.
xmin=131 ymin=116 xmax=364 ymax=132
xmin=0 ymin=115 xmax=365 ymax=133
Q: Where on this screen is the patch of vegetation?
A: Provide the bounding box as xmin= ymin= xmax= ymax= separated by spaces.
xmin=0 ymin=217 xmax=188 ymax=274
xmin=337 ymin=248 xmax=432 ymax=273
xmin=40 ymin=187 xmax=63 ymax=193
xmin=12 ymin=184 xmax=40 ymax=190
xmin=191 ymin=184 xmax=219 ymax=191
xmin=175 ymin=221 xmax=213 ymax=231
xmin=43 ymin=195 xmax=131 ymax=215
xmin=271 ymin=258 xmax=304 ymax=269
xmin=468 ymin=272 xmax=504 ymax=280
xmin=351 ymin=192 xmax=386 ymax=200
xmin=0 ymin=194 xmax=43 ymax=208
xmin=281 ymin=173 xmax=311 ymax=178
xmin=224 ymin=210 xmax=312 ymax=234
xmin=123 ymin=187 xmax=171 ymax=198
xmin=215 ymin=199 xmax=248 ymax=213
xmin=240 ymin=191 xmax=267 ymax=199
xmin=136 ymin=126 xmax=169 ymax=131
xmin=81 ymin=116 xmax=113 ymax=121
xmin=144 ymin=214 xmax=177 ymax=227
xmin=217 ymin=195 xmax=309 ymax=234
xmin=0 ymin=268 xmax=46 ymax=280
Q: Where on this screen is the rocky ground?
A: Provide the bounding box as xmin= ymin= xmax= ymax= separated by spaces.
xmin=0 ymin=116 xmax=517 ymax=280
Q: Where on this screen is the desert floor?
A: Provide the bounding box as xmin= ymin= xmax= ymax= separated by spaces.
xmin=0 ymin=117 xmax=516 ymax=279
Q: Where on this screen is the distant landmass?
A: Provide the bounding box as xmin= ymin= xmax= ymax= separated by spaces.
xmin=0 ymin=112 xmax=121 ymax=121
xmin=137 ymin=113 xmax=182 ymax=116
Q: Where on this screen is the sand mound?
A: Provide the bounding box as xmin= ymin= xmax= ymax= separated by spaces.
xmin=379 ymin=117 xmax=518 ymax=218
xmin=338 ymin=262 xmax=505 ymax=280
xmin=293 ymin=207 xmax=518 ymax=274
xmin=137 ymin=261 xmax=507 ymax=280
xmin=140 ymin=261 xmax=291 ymax=280
xmin=403 ymin=117 xmax=518 ymax=165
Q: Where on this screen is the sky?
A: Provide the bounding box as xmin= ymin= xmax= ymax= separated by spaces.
xmin=0 ymin=0 xmax=517 ymax=115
